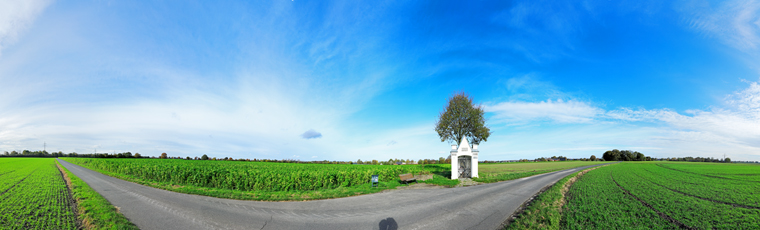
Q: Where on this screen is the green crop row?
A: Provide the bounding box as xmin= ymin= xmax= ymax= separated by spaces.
xmin=614 ymin=163 xmax=760 ymax=229
xmin=62 ymin=158 xmax=449 ymax=192
xmin=561 ymin=164 xmax=677 ymax=229
xmin=633 ymin=163 xmax=760 ymax=208
xmin=657 ymin=162 xmax=760 ymax=182
xmin=0 ymin=158 xmax=78 ymax=229
xmin=563 ymin=162 xmax=760 ymax=229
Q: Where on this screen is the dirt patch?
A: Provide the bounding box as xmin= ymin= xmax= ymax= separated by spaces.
xmin=394 ymin=183 xmax=445 ymax=190
xmin=454 ymin=178 xmax=482 ymax=187
xmin=56 ymin=163 xmax=83 ymax=229
xmin=416 ymin=174 xmax=434 ymax=181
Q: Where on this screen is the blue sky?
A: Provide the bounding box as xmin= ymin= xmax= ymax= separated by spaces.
xmin=1 ymin=0 xmax=760 ymax=161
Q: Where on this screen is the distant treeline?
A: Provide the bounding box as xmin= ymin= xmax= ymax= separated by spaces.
xmin=3 ymin=149 xmax=734 ymax=164
xmin=662 ymin=156 xmax=731 ymax=163
xmin=1 ymin=150 xmax=449 ymax=165
xmin=1 ymin=150 xmax=143 ymax=158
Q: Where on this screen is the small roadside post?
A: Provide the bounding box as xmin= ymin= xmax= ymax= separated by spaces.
xmin=371 ymin=175 xmax=379 ymax=188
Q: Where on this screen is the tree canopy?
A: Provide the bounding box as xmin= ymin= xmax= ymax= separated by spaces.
xmin=602 ymin=149 xmax=648 ymax=161
xmin=435 ymin=92 xmax=491 ymax=146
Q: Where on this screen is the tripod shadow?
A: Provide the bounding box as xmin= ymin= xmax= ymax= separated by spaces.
xmin=378 ymin=217 xmax=398 ymax=230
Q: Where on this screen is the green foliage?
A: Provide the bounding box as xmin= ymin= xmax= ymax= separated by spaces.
xmin=602 ymin=149 xmax=649 ymax=161
xmin=64 ymin=158 xmax=438 ymax=192
xmin=435 ymin=92 xmax=491 ymax=145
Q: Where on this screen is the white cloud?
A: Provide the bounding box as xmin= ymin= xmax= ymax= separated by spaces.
xmin=0 ymin=0 xmax=51 ymax=55
xmin=486 ymin=99 xmax=603 ymax=124
xmin=680 ymin=0 xmax=760 ymax=51
xmin=485 ymin=80 xmax=760 ymax=160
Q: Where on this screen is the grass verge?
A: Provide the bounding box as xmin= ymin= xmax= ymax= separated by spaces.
xmin=504 ymin=164 xmax=610 ymax=230
xmin=56 ymin=161 xmax=139 ymax=230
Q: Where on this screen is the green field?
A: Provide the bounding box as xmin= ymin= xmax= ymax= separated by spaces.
xmin=62 ymin=158 xmax=606 ymax=201
xmin=0 ymin=158 xmax=136 ymax=230
xmin=0 ymin=158 xmax=77 ymax=229
xmin=476 ymin=161 xmax=606 ymax=183
xmin=563 ymin=162 xmax=760 ymax=229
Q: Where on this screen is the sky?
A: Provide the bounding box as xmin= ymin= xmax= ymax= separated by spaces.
xmin=1 ymin=0 xmax=760 ymax=161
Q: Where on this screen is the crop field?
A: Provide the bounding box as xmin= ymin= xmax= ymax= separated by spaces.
xmin=563 ymin=162 xmax=760 ymax=229
xmin=62 ymin=158 xmax=604 ymax=201
xmin=476 ymin=161 xmax=605 ymax=183
xmin=63 ymin=158 xmax=441 ymax=191
xmin=0 ymin=158 xmax=77 ymax=229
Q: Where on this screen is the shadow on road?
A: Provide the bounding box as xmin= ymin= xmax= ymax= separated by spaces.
xmin=378 ymin=217 xmax=398 ymax=230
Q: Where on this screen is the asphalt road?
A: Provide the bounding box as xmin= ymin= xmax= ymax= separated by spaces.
xmin=58 ymin=159 xmax=605 ymax=230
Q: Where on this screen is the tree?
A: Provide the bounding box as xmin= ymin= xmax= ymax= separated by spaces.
xmin=590 ymin=155 xmax=597 ymax=161
xmin=435 ymin=92 xmax=491 ymax=146
xmin=725 ymin=158 xmax=731 ymax=163
xmin=201 ymin=154 xmax=209 ymax=160
xmin=134 ymin=153 xmax=141 ymax=158
xmin=635 ymin=151 xmax=645 ymax=161
xmin=603 ymin=149 xmax=621 ymax=161
xmin=160 ymin=152 xmax=168 ymax=159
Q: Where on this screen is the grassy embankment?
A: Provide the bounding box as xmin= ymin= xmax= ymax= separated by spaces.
xmin=0 ymin=158 xmax=136 ymax=229
xmin=510 ymin=161 xmax=760 ymax=229
xmin=62 ymin=158 xmax=607 ymax=201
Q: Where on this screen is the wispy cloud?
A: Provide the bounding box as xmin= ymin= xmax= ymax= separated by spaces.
xmin=486 ymin=99 xmax=603 ymax=124
xmin=680 ymin=0 xmax=760 ymax=51
xmin=0 ymin=0 xmax=51 ymax=55
xmin=485 ymin=79 xmax=760 ymax=160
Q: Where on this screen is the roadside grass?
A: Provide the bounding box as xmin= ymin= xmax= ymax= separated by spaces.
xmin=57 ymin=161 xmax=138 ymax=230
xmin=419 ymin=174 xmax=460 ymax=187
xmin=504 ymin=164 xmax=609 ymax=230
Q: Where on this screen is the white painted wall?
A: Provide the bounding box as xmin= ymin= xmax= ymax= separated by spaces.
xmin=450 ymin=137 xmax=478 ymax=179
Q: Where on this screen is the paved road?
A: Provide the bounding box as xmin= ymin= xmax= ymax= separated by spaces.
xmin=58 ymin=159 xmax=605 ymax=230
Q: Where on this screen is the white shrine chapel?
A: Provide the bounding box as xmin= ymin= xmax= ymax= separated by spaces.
xmin=450 ymin=137 xmax=478 ymax=179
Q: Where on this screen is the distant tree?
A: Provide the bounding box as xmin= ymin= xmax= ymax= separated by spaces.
xmin=124 ymin=152 xmax=132 ymax=158
xmin=357 ymin=159 xmax=363 ymax=164
xmin=134 ymin=153 xmax=141 ymax=158
xmin=186 ymin=156 xmax=191 ymax=160
xmin=201 ymin=154 xmax=209 ymax=160
xmin=590 ymin=155 xmax=597 ymax=161
xmin=725 ymin=158 xmax=731 ymax=163
xmin=160 ymin=152 xmax=168 ymax=159
xmin=603 ymin=149 xmax=621 ymax=161
xmin=635 ymin=152 xmax=645 ymax=161
xmin=435 ymin=92 xmax=491 ymax=146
